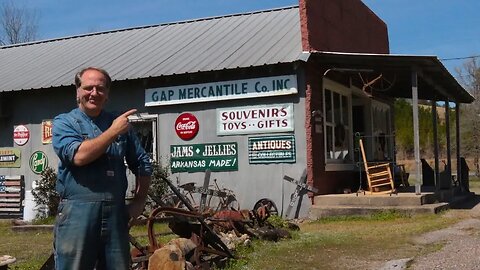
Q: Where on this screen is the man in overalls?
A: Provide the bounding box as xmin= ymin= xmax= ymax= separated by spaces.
xmin=52 ymin=67 xmax=152 ymax=269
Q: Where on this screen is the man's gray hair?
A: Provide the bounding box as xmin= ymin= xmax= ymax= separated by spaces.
xmin=74 ymin=67 xmax=112 ymax=89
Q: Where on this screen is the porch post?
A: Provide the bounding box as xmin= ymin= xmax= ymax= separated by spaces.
xmin=432 ymin=101 xmax=440 ymax=193
xmin=456 ymin=102 xmax=462 ymax=192
xmin=412 ymin=70 xmax=421 ymax=195
xmin=445 ymin=100 xmax=452 ymax=188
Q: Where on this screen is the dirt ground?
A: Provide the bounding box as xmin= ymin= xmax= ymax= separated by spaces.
xmin=378 ymin=194 xmax=480 ymax=270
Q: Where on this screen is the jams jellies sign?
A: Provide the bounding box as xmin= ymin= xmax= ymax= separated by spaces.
xmin=175 ymin=113 xmax=199 ymax=140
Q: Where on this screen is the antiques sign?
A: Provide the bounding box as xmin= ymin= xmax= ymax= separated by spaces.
xmin=0 ymin=148 xmax=21 ymax=168
xmin=217 ymin=104 xmax=294 ymax=135
xmin=248 ymin=135 xmax=296 ymax=164
xmin=170 ymin=142 xmax=238 ymax=173
xmin=145 ymin=75 xmax=297 ymax=106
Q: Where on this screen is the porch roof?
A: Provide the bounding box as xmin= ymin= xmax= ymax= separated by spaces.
xmin=308 ymin=51 xmax=475 ymax=104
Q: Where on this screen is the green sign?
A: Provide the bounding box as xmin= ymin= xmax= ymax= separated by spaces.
xmin=170 ymin=142 xmax=238 ymax=173
xmin=30 ymin=151 xmax=48 ymax=174
xmin=0 ymin=148 xmax=21 ymax=168
xmin=248 ymin=135 xmax=296 ymax=164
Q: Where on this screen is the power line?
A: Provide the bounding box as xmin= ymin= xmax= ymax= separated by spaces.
xmin=440 ymin=55 xmax=480 ymax=61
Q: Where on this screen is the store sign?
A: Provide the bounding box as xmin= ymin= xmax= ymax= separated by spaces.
xmin=217 ymin=104 xmax=294 ymax=135
xmin=145 ymin=75 xmax=297 ymax=106
xmin=0 ymin=148 xmax=21 ymax=168
xmin=13 ymin=125 xmax=29 ymax=146
xmin=170 ymin=142 xmax=238 ymax=173
xmin=29 ymin=151 xmax=48 ymax=174
xmin=175 ymin=113 xmax=199 ymax=140
xmin=248 ymin=135 xmax=296 ymax=164
xmin=42 ymin=120 xmax=53 ymax=144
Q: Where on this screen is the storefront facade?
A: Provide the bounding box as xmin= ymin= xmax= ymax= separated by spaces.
xmin=0 ymin=0 xmax=471 ymax=219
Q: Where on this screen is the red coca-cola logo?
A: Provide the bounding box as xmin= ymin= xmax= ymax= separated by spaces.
xmin=175 ymin=113 xmax=199 ymax=140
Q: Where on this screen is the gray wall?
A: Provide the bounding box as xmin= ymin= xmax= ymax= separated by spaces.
xmin=145 ymin=70 xmax=311 ymax=216
xmin=0 ymin=67 xmax=312 ymax=218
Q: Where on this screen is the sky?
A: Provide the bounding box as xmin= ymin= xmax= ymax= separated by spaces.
xmin=7 ymin=0 xmax=480 ymax=78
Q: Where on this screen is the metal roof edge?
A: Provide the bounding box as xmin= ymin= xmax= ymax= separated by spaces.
xmin=308 ymin=51 xmax=475 ymax=103
xmin=0 ymin=5 xmax=300 ymax=50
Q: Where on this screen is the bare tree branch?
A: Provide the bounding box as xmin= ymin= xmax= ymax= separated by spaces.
xmin=0 ymin=0 xmax=39 ymax=45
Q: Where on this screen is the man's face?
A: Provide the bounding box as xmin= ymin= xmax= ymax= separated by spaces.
xmin=77 ymin=69 xmax=109 ymax=117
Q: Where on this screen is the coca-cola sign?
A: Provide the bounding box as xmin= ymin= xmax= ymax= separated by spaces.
xmin=175 ymin=113 xmax=199 ymax=140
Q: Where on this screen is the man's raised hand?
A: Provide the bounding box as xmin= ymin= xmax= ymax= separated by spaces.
xmin=111 ymin=109 xmax=137 ymax=135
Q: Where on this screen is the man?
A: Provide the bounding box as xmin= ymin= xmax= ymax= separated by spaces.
xmin=52 ymin=67 xmax=152 ymax=269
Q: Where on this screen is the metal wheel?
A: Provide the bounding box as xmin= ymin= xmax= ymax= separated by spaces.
xmin=253 ymin=198 xmax=279 ymax=217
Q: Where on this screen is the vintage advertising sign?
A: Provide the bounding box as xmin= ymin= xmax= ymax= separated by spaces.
xmin=248 ymin=135 xmax=296 ymax=164
xmin=170 ymin=142 xmax=238 ymax=173
xmin=0 ymin=148 xmax=21 ymax=168
xmin=42 ymin=120 xmax=53 ymax=144
xmin=217 ymin=104 xmax=294 ymax=135
xmin=175 ymin=113 xmax=199 ymax=140
xmin=29 ymin=151 xmax=48 ymax=174
xmin=145 ymin=75 xmax=297 ymax=106
xmin=13 ymin=125 xmax=29 ymax=146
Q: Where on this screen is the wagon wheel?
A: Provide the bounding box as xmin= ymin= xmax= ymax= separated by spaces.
xmin=358 ymin=72 xmax=396 ymax=96
xmin=253 ymin=198 xmax=279 ymax=223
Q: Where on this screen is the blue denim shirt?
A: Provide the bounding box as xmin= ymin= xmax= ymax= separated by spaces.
xmin=52 ymin=108 xmax=152 ymax=202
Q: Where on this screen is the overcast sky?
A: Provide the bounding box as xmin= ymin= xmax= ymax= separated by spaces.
xmin=10 ymin=0 xmax=480 ymax=76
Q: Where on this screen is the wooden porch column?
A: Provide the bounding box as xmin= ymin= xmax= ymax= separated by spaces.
xmin=456 ymin=102 xmax=462 ymax=192
xmin=432 ymin=101 xmax=440 ymax=192
xmin=412 ymin=70 xmax=421 ymax=195
xmin=445 ymin=100 xmax=452 ymax=188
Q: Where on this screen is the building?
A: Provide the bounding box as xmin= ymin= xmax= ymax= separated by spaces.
xmin=0 ymin=0 xmax=473 ymax=219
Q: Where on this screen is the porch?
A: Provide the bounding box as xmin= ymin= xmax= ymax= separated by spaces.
xmin=309 ymin=185 xmax=474 ymax=219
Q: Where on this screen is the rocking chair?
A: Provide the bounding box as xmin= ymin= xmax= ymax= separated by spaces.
xmin=359 ymin=139 xmax=396 ymax=194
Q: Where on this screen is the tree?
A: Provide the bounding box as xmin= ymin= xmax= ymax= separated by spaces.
xmin=394 ymin=98 xmax=447 ymax=159
xmin=456 ymin=58 xmax=480 ymax=174
xmin=0 ymin=0 xmax=39 ymax=45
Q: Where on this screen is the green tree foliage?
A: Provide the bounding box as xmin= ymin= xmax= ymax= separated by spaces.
xmin=144 ymin=161 xmax=170 ymax=213
xmin=31 ymin=166 xmax=60 ymax=218
xmin=149 ymin=161 xmax=169 ymax=198
xmin=394 ymin=99 xmax=447 ymax=158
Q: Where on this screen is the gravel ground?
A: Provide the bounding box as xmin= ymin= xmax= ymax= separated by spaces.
xmin=380 ymin=195 xmax=480 ymax=270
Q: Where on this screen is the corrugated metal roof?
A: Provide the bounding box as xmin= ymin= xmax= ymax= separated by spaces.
xmin=0 ymin=6 xmax=302 ymax=92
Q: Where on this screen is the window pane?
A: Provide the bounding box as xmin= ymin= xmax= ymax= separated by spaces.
xmin=342 ymin=95 xmax=348 ymax=124
xmin=325 ymin=89 xmax=332 ymax=122
xmin=333 ymin=92 xmax=340 ymax=123
xmin=326 ymin=125 xmax=333 ymax=159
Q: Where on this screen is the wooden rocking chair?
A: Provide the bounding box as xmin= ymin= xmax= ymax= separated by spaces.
xmin=359 ymin=139 xmax=396 ymax=194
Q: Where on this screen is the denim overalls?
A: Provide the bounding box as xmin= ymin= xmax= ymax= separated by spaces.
xmin=52 ymin=108 xmax=152 ymax=270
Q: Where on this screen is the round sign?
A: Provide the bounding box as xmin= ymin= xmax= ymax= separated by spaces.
xmin=13 ymin=125 xmax=30 ymax=146
xmin=175 ymin=113 xmax=199 ymax=140
xmin=30 ymin=151 xmax=48 ymax=174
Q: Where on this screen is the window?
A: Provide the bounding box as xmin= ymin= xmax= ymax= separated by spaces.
xmin=125 ymin=114 xmax=157 ymax=199
xmin=129 ymin=115 xmax=158 ymax=161
xmin=323 ymin=80 xmax=352 ymax=164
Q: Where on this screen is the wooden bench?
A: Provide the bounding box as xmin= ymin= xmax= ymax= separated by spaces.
xmin=0 ymin=175 xmax=25 ymax=219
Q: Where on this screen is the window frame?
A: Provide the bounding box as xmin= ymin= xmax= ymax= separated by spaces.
xmin=323 ymin=79 xmax=354 ymax=171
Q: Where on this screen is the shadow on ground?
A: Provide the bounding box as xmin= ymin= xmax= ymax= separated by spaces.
xmin=450 ymin=193 xmax=480 ymax=210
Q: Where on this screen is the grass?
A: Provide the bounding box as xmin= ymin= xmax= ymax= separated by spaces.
xmin=0 ymin=220 xmax=53 ymax=269
xmin=2 ymin=178 xmax=480 ymax=269
xmin=222 ymin=210 xmax=463 ymax=270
